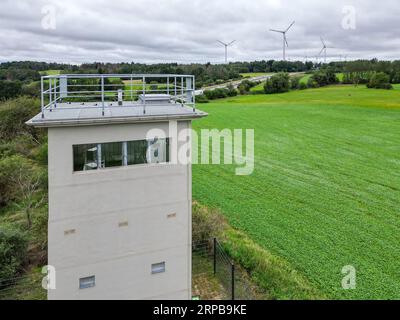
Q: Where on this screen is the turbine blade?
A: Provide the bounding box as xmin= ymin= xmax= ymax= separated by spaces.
xmin=227 ymin=40 xmax=236 ymax=46
xmin=319 ymin=47 xmax=325 ymax=55
xmin=285 ymin=21 xmax=295 ymax=32
xmin=284 ymin=35 xmax=289 ymax=47
xmin=320 ymin=36 xmax=326 ymax=47
xmin=270 ymin=29 xmax=284 ymax=33
xmin=217 ymin=40 xmax=226 ymax=46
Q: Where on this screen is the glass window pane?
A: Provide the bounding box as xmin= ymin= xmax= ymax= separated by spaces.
xmin=127 ymin=140 xmax=148 ymax=165
xmin=101 ymin=142 xmax=123 ymax=168
xmin=147 ymin=138 xmax=170 ymax=164
xmin=73 ymin=144 xmax=98 ymax=172
xmin=151 ymin=262 xmax=165 ymax=274
xmin=79 ymin=276 xmax=95 ymax=289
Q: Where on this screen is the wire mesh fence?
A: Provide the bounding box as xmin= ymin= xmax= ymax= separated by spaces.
xmin=192 ymin=238 xmax=261 ymax=300
xmin=0 ymin=271 xmax=46 ymax=300
xmin=0 ymin=238 xmax=259 ymax=300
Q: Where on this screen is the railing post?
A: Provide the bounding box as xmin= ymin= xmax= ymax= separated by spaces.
xmin=142 ymin=76 xmax=146 ymax=114
xmin=231 ymin=263 xmax=235 ymax=300
xmin=53 ymin=78 xmax=57 ymax=108
xmin=49 ymin=77 xmax=52 ymax=112
xmin=41 ymin=77 xmax=44 ymax=118
xmin=192 ymin=76 xmax=196 ymax=112
xmin=167 ymin=77 xmax=170 ymax=95
xmin=213 ymin=238 xmax=217 ymax=275
xmin=174 ymin=77 xmax=177 ymax=102
xmin=181 ymin=76 xmax=184 ymax=106
xmin=130 ymin=75 xmax=133 ymax=103
xmin=101 ymin=76 xmax=105 ymax=116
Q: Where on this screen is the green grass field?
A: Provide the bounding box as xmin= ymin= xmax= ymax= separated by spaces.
xmin=192 ymin=85 xmax=400 ymax=299
xmin=240 ymin=72 xmax=272 ymax=78
xmin=299 ymin=73 xmax=345 ymax=84
xmin=39 ymin=70 xmax=61 ymax=76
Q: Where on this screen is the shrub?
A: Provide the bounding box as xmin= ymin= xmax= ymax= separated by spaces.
xmin=307 ymin=78 xmax=319 ymax=88
xmin=391 ymin=72 xmax=400 ymax=84
xmin=21 ymin=81 xmax=41 ymax=97
xmin=299 ymin=82 xmax=307 ymax=90
xmin=0 ymin=80 xmax=22 ymax=100
xmin=226 ymin=84 xmax=238 ymax=97
xmin=237 ymin=80 xmax=256 ymax=95
xmin=196 ymin=94 xmax=209 ymax=103
xmin=310 ymin=69 xmax=338 ymax=87
xmin=34 ymin=141 xmax=48 ymax=166
xmin=0 ymin=97 xmax=41 ymax=142
xmin=192 ymin=202 xmax=226 ymax=243
xmin=204 ymin=87 xmax=235 ymax=100
xmin=290 ymin=76 xmax=301 ymax=90
xmin=264 ymin=73 xmax=290 ymax=94
xmin=0 ymin=154 xmax=45 ymax=210
xmin=367 ymin=72 xmax=393 ymax=89
xmin=0 ymin=225 xmax=28 ymax=281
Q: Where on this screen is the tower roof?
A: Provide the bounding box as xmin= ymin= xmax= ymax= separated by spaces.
xmin=26 ymin=74 xmax=207 ymax=128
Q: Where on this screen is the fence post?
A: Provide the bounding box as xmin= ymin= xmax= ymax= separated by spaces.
xmin=231 ymin=263 xmax=235 ymax=300
xmin=101 ymin=76 xmax=105 ymax=116
xmin=41 ymin=77 xmax=44 ymax=118
xmin=213 ymin=238 xmax=217 ymax=275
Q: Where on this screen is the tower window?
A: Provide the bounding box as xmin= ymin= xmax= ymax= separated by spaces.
xmin=79 ymin=276 xmax=95 ymax=289
xmin=151 ymin=262 xmax=166 ymax=274
xmin=73 ymin=138 xmax=170 ymax=172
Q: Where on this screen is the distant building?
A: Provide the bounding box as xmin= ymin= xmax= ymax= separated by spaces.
xmin=27 ymin=74 xmax=207 ymax=299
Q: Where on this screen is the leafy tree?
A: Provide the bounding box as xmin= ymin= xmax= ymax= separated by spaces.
xmin=0 ymin=155 xmax=33 ymax=207
xmin=0 ymin=225 xmax=28 ymax=281
xmin=391 ymin=71 xmax=400 ymax=84
xmin=290 ymin=76 xmax=301 ymax=90
xmin=264 ymin=73 xmax=290 ymax=94
xmin=0 ymin=80 xmax=22 ymax=100
xmin=310 ymin=69 xmax=338 ymax=87
xmin=0 ymin=97 xmax=41 ymax=143
xmin=299 ymin=82 xmax=307 ymax=90
xmin=238 ymin=80 xmax=256 ymax=95
xmin=367 ymin=72 xmax=393 ymax=89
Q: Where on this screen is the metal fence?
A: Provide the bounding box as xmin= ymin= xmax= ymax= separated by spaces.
xmin=40 ymin=74 xmax=196 ymax=118
xmin=192 ymin=238 xmax=260 ymax=300
xmin=1 ymin=238 xmax=258 ymax=300
xmin=0 ymin=272 xmax=46 ymax=300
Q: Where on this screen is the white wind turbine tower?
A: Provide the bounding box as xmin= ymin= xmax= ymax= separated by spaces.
xmin=217 ymin=40 xmax=236 ymax=64
xmin=269 ymin=21 xmax=295 ymax=61
xmin=319 ymin=37 xmax=334 ymax=63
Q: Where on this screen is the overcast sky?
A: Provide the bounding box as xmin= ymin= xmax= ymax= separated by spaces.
xmin=0 ymin=0 xmax=399 ymax=64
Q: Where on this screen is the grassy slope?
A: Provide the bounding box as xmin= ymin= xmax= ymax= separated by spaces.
xmin=240 ymin=73 xmax=272 ymax=78
xmin=192 ymin=85 xmax=400 ymax=299
xmin=39 ymin=70 xmax=61 ymax=76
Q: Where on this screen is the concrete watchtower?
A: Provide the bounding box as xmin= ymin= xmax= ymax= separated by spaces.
xmin=27 ymin=74 xmax=207 ymax=299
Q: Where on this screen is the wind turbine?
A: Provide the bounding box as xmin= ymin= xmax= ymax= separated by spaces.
xmin=319 ymin=37 xmax=334 ymax=63
xmin=269 ymin=21 xmax=295 ymax=61
xmin=217 ymin=40 xmax=236 ymax=64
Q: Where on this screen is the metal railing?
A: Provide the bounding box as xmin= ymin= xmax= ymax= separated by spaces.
xmin=40 ymin=74 xmax=196 ymax=118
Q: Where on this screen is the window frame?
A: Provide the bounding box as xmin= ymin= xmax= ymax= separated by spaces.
xmin=72 ymin=137 xmax=171 ymax=173
xmin=151 ymin=262 xmax=166 ymax=274
xmin=79 ymin=275 xmax=96 ymax=289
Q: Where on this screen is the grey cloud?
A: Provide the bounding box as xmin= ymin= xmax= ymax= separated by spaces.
xmin=0 ymin=0 xmax=399 ymax=63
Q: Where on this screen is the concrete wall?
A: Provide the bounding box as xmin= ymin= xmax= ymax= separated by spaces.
xmin=47 ymin=121 xmax=192 ymax=300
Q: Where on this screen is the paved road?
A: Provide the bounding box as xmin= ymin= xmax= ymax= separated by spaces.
xmin=195 ymin=74 xmax=272 ymax=95
xmin=195 ymin=72 xmax=305 ymax=95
